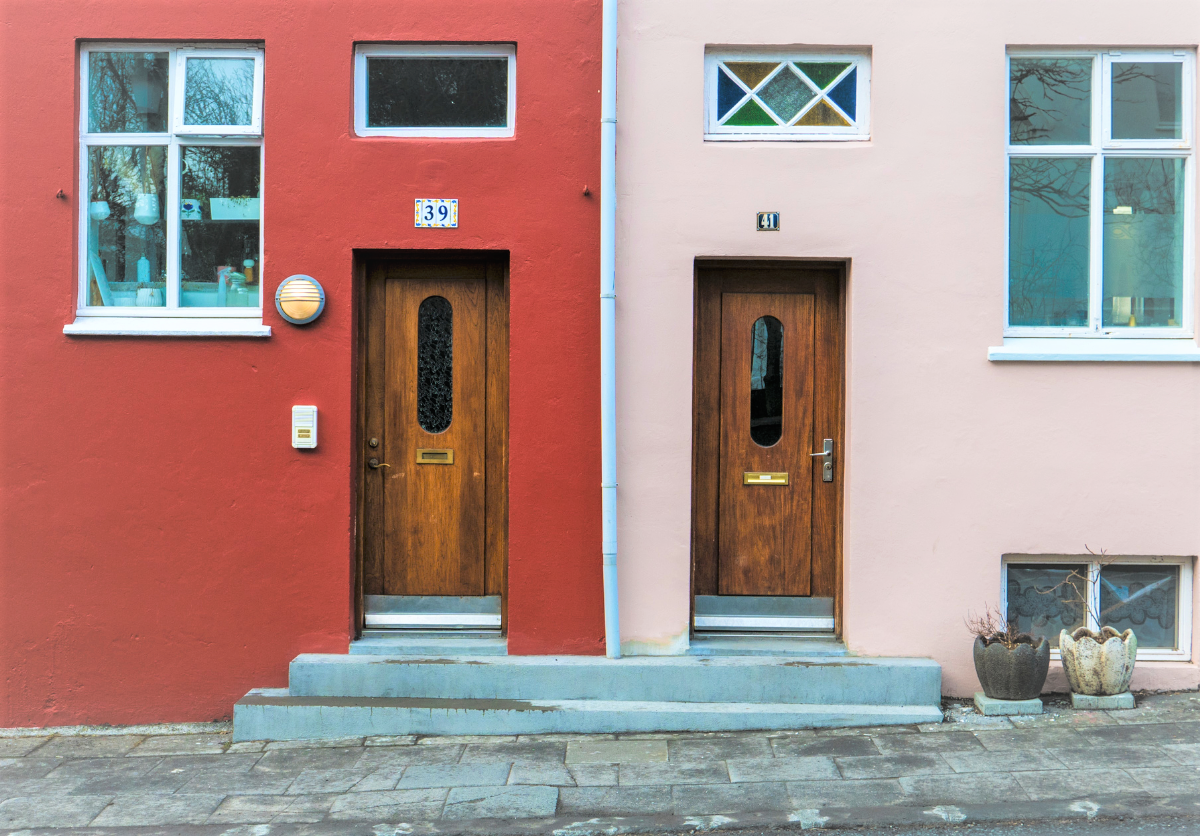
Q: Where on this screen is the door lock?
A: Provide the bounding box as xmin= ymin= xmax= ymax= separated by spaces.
xmin=809 ymin=439 xmax=834 ymax=482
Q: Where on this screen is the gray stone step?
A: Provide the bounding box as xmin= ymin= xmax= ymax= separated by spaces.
xmin=286 ymin=653 xmax=941 ymax=706
xmin=233 ymin=688 xmax=943 ymax=741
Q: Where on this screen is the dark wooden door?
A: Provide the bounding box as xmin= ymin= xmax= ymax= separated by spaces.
xmin=692 ymin=264 xmax=843 ymax=604
xmin=359 ymin=257 xmax=507 ymax=603
xmin=718 ymin=292 xmax=814 ymax=595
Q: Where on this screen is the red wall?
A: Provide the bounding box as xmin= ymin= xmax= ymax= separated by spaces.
xmin=0 ymin=0 xmax=604 ymax=727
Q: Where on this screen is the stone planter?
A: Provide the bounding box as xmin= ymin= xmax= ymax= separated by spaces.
xmin=972 ymin=635 xmax=1050 ymax=701
xmin=1059 ymin=627 xmax=1137 ymax=696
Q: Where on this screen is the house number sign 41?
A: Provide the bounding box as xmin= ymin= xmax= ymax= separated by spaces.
xmin=757 ymin=211 xmax=780 ymax=231
xmin=415 ymin=198 xmax=458 ymax=228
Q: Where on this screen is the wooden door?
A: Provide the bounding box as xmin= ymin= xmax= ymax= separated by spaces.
xmin=359 ymin=257 xmax=507 ymax=605
xmin=692 ymin=264 xmax=843 ymax=604
xmin=718 ymin=293 xmax=814 ymax=595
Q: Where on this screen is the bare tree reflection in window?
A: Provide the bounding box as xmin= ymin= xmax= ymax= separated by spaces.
xmin=1009 ymin=157 xmax=1091 ymax=326
xmin=1010 ymin=59 xmax=1091 ymax=145
xmin=89 ymin=52 xmax=169 ymax=133
xmin=184 ymin=58 xmax=255 ymax=126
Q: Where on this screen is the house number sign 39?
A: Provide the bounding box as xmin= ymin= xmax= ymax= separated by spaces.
xmin=757 ymin=211 xmax=780 ymax=231
xmin=415 ymin=198 xmax=458 ymax=228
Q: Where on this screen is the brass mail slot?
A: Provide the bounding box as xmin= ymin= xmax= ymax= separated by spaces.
xmin=743 ymin=471 xmax=788 ymax=485
xmin=416 ymin=448 xmax=454 ymax=465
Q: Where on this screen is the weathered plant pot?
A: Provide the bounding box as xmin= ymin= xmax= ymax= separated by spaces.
xmin=1059 ymin=627 xmax=1137 ymax=696
xmin=972 ymin=635 xmax=1050 ymax=701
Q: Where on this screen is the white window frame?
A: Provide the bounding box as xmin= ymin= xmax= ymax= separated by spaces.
xmin=71 ymin=43 xmax=267 ymax=337
xmin=1004 ymin=49 xmax=1196 ymax=341
xmin=172 ymin=48 xmax=265 ymax=136
xmin=353 ymin=44 xmax=516 ymax=138
xmin=704 ymin=50 xmax=871 ymax=142
xmin=1001 ymin=554 xmax=1194 ymax=662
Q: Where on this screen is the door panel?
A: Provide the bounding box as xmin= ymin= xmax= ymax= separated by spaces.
xmin=385 ymin=277 xmax=486 ymax=595
xmin=717 ymin=292 xmax=815 ymax=595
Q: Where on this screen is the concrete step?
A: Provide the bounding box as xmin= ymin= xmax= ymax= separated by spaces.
xmin=286 ymin=654 xmax=941 ymax=706
xmin=233 ymin=688 xmax=943 ymax=741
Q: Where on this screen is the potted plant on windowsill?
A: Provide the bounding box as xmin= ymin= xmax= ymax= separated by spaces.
xmin=968 ymin=606 xmax=1050 ymax=702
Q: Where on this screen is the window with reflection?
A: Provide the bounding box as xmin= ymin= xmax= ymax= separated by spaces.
xmin=749 ymin=316 xmax=783 ymax=447
xmin=79 ymin=45 xmax=263 ymax=315
xmin=1007 ymin=51 xmax=1193 ymax=336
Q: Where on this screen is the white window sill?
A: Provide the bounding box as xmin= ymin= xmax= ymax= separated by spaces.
xmin=989 ymin=338 xmax=1200 ymax=362
xmin=64 ymin=317 xmax=271 ymax=337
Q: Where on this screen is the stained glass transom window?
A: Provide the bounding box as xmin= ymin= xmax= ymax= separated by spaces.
xmin=707 ymin=52 xmax=870 ymax=139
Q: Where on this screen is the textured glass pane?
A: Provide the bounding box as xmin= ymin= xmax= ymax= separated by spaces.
xmin=717 ymin=67 xmax=746 ymax=119
xmin=795 ymin=62 xmax=849 ymax=90
xmin=367 ymin=58 xmax=507 ymax=128
xmin=1008 ymin=157 xmax=1091 ymax=327
xmin=418 ymin=296 xmax=453 ymax=433
xmin=797 ymin=100 xmax=849 ymax=127
xmin=86 ymin=146 xmax=167 ymax=307
xmin=184 ymin=58 xmax=255 ymax=126
xmin=750 ymin=316 xmax=783 ymax=447
xmin=1007 ymin=564 xmax=1087 ymax=648
xmin=1100 ymin=565 xmax=1179 ymax=648
xmin=1009 ymin=58 xmax=1091 ymax=145
xmin=1112 ymin=62 xmax=1182 ymax=140
xmin=827 ymin=67 xmax=857 ymax=121
xmin=724 ymin=98 xmax=776 ymax=126
xmin=88 ymin=52 xmax=169 ymax=133
xmin=758 ymin=68 xmax=815 ymax=122
xmin=723 ymin=62 xmax=777 ymax=90
xmin=1103 ymin=158 xmax=1184 ymax=327
xmin=180 ymin=146 xmax=261 ymax=308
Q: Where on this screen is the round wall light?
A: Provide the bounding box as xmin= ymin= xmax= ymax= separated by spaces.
xmin=275 ymin=275 xmax=326 ymax=325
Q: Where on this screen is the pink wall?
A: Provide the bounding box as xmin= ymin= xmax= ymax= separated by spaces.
xmin=614 ymin=0 xmax=1200 ymax=694
xmin=0 ymin=0 xmax=603 ymax=728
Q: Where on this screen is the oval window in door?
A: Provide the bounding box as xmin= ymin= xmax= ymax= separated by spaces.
xmin=750 ymin=315 xmax=783 ymax=447
xmin=417 ymin=295 xmax=453 ymax=433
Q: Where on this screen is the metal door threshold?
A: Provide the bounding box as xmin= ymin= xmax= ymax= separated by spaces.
xmin=364 ymin=595 xmax=502 ymax=631
xmin=693 ymin=595 xmax=835 ymax=633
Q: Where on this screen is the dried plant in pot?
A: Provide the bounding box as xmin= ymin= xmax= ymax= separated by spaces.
xmin=968 ymin=606 xmax=1049 ymax=701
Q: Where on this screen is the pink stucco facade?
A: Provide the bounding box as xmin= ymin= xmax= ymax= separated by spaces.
xmin=613 ymin=0 xmax=1200 ymax=696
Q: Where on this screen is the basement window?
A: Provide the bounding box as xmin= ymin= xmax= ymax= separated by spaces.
xmin=1002 ymin=555 xmax=1193 ymax=661
xmin=354 ymin=44 xmax=516 ymax=138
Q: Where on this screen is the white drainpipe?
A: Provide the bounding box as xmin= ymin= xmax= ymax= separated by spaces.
xmin=600 ymin=0 xmax=621 ymax=659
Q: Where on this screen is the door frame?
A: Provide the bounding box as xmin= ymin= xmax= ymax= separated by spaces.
xmin=690 ymin=259 xmax=846 ymax=635
xmin=353 ymin=250 xmax=509 ymax=638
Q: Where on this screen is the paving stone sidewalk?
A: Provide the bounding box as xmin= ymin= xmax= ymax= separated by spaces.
xmin=1 ymin=693 xmax=1198 ymax=834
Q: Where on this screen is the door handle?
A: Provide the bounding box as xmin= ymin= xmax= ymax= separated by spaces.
xmin=809 ymin=439 xmax=834 ymax=482
xmin=368 ymin=458 xmax=391 ymax=469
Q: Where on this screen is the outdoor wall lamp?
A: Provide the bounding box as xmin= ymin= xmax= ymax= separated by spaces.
xmin=275 ymin=275 xmax=326 ymax=324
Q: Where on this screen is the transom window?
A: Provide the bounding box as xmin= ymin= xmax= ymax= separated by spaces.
xmin=1007 ymin=50 xmax=1195 ymax=337
xmin=705 ymin=51 xmax=870 ymax=140
xmin=1002 ymin=555 xmax=1193 ymax=661
xmin=354 ymin=44 xmax=516 ymax=138
xmin=76 ymin=44 xmax=264 ymax=327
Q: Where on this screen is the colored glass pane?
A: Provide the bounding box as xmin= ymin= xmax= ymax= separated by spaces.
xmin=717 ymin=67 xmax=746 ymax=120
xmin=826 ymin=68 xmax=857 ymax=121
xmin=795 ymin=61 xmax=849 ymax=90
xmin=797 ymin=100 xmax=849 ymax=127
xmin=757 ymin=68 xmax=815 ymax=122
xmin=724 ymin=98 xmax=777 ymax=126
xmin=723 ymin=62 xmax=777 ymax=90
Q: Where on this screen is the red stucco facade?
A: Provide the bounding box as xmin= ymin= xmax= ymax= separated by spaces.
xmin=0 ymin=0 xmax=604 ymax=727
